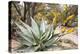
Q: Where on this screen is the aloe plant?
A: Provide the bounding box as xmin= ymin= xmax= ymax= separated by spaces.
xmin=15 ymin=17 xmax=62 ymax=52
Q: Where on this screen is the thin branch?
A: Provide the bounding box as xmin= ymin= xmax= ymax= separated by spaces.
xmin=12 ymin=2 xmax=21 ymax=16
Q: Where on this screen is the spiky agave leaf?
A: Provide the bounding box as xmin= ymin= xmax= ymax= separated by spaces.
xmin=15 ymin=17 xmax=62 ymax=52
xmin=31 ymin=17 xmax=41 ymax=38
xmin=40 ymin=18 xmax=46 ymax=33
xmin=16 ymin=31 xmax=35 ymax=46
xmin=18 ymin=20 xmax=38 ymax=42
xmin=15 ymin=23 xmax=36 ymax=46
xmin=41 ymin=25 xmax=53 ymax=41
xmin=15 ymin=22 xmax=33 ymax=38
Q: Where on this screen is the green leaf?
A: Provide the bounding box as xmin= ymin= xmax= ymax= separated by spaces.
xmin=17 ymin=31 xmax=34 ymax=45
xmin=15 ymin=22 xmax=32 ymax=38
xmin=44 ymin=34 xmax=60 ymax=46
xmin=31 ymin=17 xmax=40 ymax=38
xmin=19 ymin=20 xmax=32 ymax=34
xmin=19 ymin=20 xmax=39 ymax=40
xmin=40 ymin=19 xmax=46 ymax=33
xmin=41 ymin=25 xmax=52 ymax=41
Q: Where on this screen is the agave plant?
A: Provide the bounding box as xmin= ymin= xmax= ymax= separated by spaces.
xmin=14 ymin=17 xmax=62 ymax=52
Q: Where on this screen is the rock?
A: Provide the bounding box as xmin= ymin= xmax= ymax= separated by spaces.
xmin=61 ymin=31 xmax=78 ymax=45
xmin=11 ymin=39 xmax=21 ymax=49
xmin=54 ymin=26 xmax=78 ymax=49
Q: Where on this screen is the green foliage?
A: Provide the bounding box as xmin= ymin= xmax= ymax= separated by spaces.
xmin=10 ymin=2 xmax=78 ymax=52
xmin=15 ymin=17 xmax=62 ymax=51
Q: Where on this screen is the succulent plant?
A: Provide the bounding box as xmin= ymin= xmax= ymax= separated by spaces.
xmin=15 ymin=17 xmax=62 ymax=52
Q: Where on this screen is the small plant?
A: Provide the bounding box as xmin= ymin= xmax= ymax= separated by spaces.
xmin=15 ymin=17 xmax=64 ymax=52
